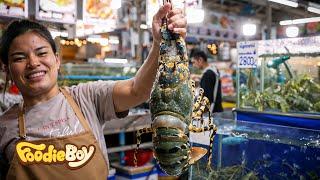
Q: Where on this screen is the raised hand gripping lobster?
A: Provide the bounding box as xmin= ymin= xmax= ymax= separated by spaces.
xmin=134 ymin=0 xmax=217 ymax=176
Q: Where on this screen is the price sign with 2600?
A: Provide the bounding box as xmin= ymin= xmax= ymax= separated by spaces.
xmin=239 ymin=55 xmax=257 ymax=68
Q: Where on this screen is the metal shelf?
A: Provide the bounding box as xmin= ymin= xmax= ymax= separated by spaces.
xmin=104 ymin=111 xmax=153 ymax=154
xmin=104 ymin=124 xmax=151 ymax=135
xmin=59 ymin=75 xmax=132 ymax=80
xmin=103 ymin=112 xmax=152 ymax=135
xmin=107 ymin=142 xmax=153 ymax=153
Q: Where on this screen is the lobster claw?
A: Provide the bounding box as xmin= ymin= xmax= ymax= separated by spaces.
xmin=188 ymin=147 xmax=207 ymax=164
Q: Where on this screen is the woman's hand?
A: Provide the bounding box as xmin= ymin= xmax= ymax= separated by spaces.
xmin=152 ymin=3 xmax=187 ymax=44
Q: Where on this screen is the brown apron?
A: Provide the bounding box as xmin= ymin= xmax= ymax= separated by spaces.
xmin=6 ymin=88 xmax=108 ymax=180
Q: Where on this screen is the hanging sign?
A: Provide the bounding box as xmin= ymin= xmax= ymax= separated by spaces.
xmin=83 ymin=0 xmax=118 ymax=27
xmin=36 ymin=0 xmax=77 ymax=24
xmin=0 ymin=0 xmax=28 ymax=18
xmin=237 ymin=41 xmax=258 ymax=68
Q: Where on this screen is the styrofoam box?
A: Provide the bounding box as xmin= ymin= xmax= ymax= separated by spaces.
xmin=115 ymin=167 xmax=158 ymax=180
xmin=108 ymin=168 xmax=116 ymax=180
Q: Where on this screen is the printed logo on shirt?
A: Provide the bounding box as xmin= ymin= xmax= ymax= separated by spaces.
xmin=16 ymin=141 xmax=95 ymax=169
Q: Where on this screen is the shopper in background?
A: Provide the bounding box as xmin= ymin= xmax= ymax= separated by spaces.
xmin=0 ymin=79 xmax=22 ymax=116
xmin=0 ymin=2 xmax=186 ymax=179
xmin=191 ymin=50 xmax=224 ymax=113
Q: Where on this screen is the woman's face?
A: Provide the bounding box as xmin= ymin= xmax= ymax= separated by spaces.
xmin=8 ymin=31 xmax=60 ymax=97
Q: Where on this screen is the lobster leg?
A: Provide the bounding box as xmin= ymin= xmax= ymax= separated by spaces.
xmin=188 ymin=121 xmax=217 ymax=169
xmin=189 ymin=90 xmax=218 ymax=170
xmin=192 ymin=88 xmax=204 ymax=115
xmin=207 ymin=117 xmax=217 ymax=169
xmin=190 ymin=80 xmax=196 ymax=94
xmin=192 ymin=89 xmax=210 ymax=121
xmin=134 ymin=127 xmax=153 ymax=167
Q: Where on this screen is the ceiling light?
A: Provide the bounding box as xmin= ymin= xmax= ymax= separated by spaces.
xmin=308 ymin=7 xmax=320 ymax=14
xmin=285 ymin=26 xmax=299 ymax=38
xmin=280 ymin=17 xmax=320 ymax=25
xmin=268 ymin=0 xmax=298 ymax=8
xmin=140 ymin=24 xmax=148 ymax=30
xmin=308 ymin=2 xmax=320 ymax=14
xmin=242 ymin=23 xmax=257 ymax=36
xmin=50 ymin=31 xmax=68 ymax=38
xmin=111 ymin=0 xmax=121 ymax=9
xmin=104 ymin=58 xmax=128 ymax=64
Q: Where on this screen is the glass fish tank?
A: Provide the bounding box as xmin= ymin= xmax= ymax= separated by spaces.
xmin=190 ymin=117 xmax=320 ymax=180
xmin=58 ymin=61 xmax=138 ymax=86
xmin=236 ymin=36 xmax=320 ymax=115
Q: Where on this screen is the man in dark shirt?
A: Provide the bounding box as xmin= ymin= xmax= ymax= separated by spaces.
xmin=191 ymin=50 xmax=223 ymax=113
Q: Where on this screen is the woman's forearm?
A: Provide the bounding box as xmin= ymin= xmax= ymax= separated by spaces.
xmin=132 ymin=42 xmax=160 ymax=101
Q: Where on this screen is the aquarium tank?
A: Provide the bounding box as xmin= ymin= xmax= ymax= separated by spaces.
xmin=236 ymin=36 xmax=320 ymax=114
xmin=58 ymin=61 xmax=138 ymax=86
xmin=190 ymin=118 xmax=320 ymax=180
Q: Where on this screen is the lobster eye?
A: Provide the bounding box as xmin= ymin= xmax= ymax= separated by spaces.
xmin=181 ymin=144 xmax=187 ymax=149
xmin=169 ymin=147 xmax=181 ymax=153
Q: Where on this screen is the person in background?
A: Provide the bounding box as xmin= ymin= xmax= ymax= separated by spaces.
xmin=0 ymin=79 xmax=22 ymax=115
xmin=191 ymin=50 xmax=224 ymax=113
xmin=0 ymin=2 xmax=186 ymax=179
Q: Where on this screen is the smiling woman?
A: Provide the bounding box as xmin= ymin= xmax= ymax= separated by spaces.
xmin=0 ymin=20 xmax=59 ymax=106
xmin=0 ymin=19 xmax=119 ymax=180
xmin=0 ymin=3 xmax=187 ymax=179
xmin=7 ymin=31 xmax=60 ymax=106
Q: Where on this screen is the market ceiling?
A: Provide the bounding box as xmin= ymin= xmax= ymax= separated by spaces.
xmin=203 ymin=0 xmax=320 ymax=24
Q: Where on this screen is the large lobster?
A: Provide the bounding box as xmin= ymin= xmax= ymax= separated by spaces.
xmin=134 ymin=0 xmax=217 ymax=176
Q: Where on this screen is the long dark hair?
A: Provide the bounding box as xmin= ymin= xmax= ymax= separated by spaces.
xmin=0 ymin=19 xmax=57 ymax=94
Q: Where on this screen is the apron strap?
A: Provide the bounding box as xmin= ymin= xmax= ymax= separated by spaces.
xmin=210 ymin=67 xmax=219 ymax=114
xmin=203 ymin=65 xmax=220 ymax=114
xmin=60 ymin=87 xmax=91 ymax=131
xmin=18 ymin=104 xmax=26 ymax=139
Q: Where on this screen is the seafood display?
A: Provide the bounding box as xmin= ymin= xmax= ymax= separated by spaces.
xmin=134 ymin=0 xmax=217 ymax=176
xmin=191 ymin=118 xmax=320 ymax=180
xmin=240 ymin=73 xmax=320 ymax=113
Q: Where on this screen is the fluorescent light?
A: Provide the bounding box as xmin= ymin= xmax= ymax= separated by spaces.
xmin=109 ymin=36 xmax=119 ymax=44
xmin=308 ymin=2 xmax=320 ymax=14
xmin=50 ymin=31 xmax=68 ymax=38
xmin=111 ymin=0 xmax=121 ymax=9
xmin=104 ymin=58 xmax=128 ymax=64
xmin=186 ymin=8 xmax=204 ymax=24
xmin=280 ymin=17 xmax=320 ymax=25
xmin=60 ymin=32 xmax=68 ymax=37
xmin=100 ymin=39 xmax=109 ymax=46
xmin=268 ymin=0 xmax=298 ymax=8
xmin=285 ymin=26 xmax=299 ymax=37
xmin=242 ymin=23 xmax=257 ymax=36
xmin=140 ymin=24 xmax=148 ymax=29
xmin=308 ymin=7 xmax=320 ymax=14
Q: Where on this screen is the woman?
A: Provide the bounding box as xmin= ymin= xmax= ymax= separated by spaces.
xmin=0 ymin=3 xmax=186 ymax=179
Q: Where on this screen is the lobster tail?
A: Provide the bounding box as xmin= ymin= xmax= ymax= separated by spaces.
xmin=152 ymin=114 xmax=190 ymax=176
